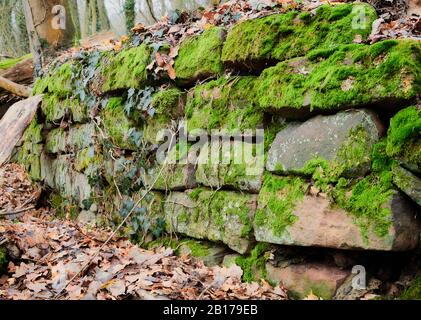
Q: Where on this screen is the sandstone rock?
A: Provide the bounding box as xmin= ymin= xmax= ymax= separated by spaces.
xmin=164 ymin=190 xmax=256 ymax=254
xmin=266 ymin=262 xmax=350 ymax=300
xmin=266 ymin=110 xmax=382 ymax=177
xmin=254 ymin=174 xmax=420 ymax=251
xmin=392 ymin=165 xmax=421 ymax=207
xmin=196 ymin=139 xmax=264 ymax=193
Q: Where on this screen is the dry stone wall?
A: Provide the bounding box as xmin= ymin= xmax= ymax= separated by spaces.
xmin=14 ymin=2 xmax=421 ymax=298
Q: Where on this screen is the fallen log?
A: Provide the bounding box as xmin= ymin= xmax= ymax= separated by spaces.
xmin=0 ymin=75 xmax=31 ymax=98
xmin=0 ymin=58 xmax=34 ymax=84
xmin=0 ymin=95 xmax=43 ymax=166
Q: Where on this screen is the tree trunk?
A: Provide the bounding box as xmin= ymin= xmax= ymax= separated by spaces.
xmin=22 ymin=0 xmax=77 ymax=73
xmin=97 ymin=0 xmax=110 ymax=30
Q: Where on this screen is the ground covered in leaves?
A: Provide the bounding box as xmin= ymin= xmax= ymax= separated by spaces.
xmin=0 ymin=165 xmax=287 ymax=301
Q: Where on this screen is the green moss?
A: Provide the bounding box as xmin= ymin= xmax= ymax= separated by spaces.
xmin=100 ymin=43 xmax=152 ymax=93
xmin=185 ymin=76 xmax=263 ymax=133
xmin=101 ymin=97 xmax=141 ymax=150
xmin=22 ymin=119 xmax=43 ymax=144
xmin=180 ymin=239 xmax=210 ymax=257
xmin=254 ymin=174 xmax=305 ymax=237
xmin=16 ymin=143 xmax=42 ymax=181
xmin=144 ymin=88 xmax=184 ymax=144
xmin=32 ymin=62 xmax=75 ymax=98
xmin=45 ymin=128 xmax=66 ymax=154
xmin=175 ymin=27 xmax=225 ymax=83
xmin=0 ymin=53 xmax=32 ymax=70
xmin=386 ymin=106 xmax=421 ymax=169
xmin=151 ymin=88 xmax=184 ymax=114
xmin=235 ymin=243 xmax=270 ymax=283
xmin=333 ymin=172 xmax=394 ymax=240
xmin=256 ymin=40 xmax=421 ymax=115
xmin=398 ymin=276 xmax=421 ymax=300
xmin=222 ymin=3 xmax=377 ymax=67
xmin=189 ymin=188 xmax=204 ymax=201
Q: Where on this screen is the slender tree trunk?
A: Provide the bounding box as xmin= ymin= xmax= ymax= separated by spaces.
xmin=97 ymin=0 xmax=110 ymax=30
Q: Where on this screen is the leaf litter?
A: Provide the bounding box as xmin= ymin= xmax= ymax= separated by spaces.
xmin=0 ymin=212 xmax=288 ymax=300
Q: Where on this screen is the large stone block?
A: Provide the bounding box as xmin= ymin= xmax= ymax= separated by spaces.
xmin=185 ymin=76 xmax=263 ymax=134
xmin=175 ymin=27 xmax=225 ymax=85
xmin=222 ymin=3 xmax=377 ymax=71
xmin=164 ymin=190 xmax=257 ymax=254
xmin=93 ymin=44 xmax=152 ymax=95
xmin=256 ymin=40 xmax=421 ymax=118
xmin=266 ymin=110 xmax=382 ymax=178
xmin=196 ymin=139 xmax=264 ymax=193
xmin=254 ymin=174 xmax=420 ymax=251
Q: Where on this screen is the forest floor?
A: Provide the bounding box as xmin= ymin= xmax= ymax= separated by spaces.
xmin=0 ymin=164 xmax=287 ymax=300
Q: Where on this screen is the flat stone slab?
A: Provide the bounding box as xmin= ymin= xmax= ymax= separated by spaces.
xmin=266 ymin=109 xmax=381 ymax=177
xmin=196 ymin=139 xmax=264 ymax=193
xmin=255 ymin=187 xmax=420 ymax=251
xmin=164 ymin=190 xmax=257 ymax=254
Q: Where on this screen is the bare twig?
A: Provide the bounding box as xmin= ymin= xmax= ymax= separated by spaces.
xmin=0 ymin=205 xmax=35 ymax=216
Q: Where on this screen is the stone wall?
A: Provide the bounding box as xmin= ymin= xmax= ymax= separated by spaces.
xmin=15 ymin=3 xmax=421 ymax=299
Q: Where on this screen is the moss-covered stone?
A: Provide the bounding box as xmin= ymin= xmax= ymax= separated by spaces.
xmin=164 ymin=190 xmax=257 ymax=254
xmin=32 ymin=62 xmax=75 ymax=98
xmin=387 ymin=106 xmax=421 ymax=173
xmin=144 ymin=88 xmax=185 ymax=145
xmin=40 ymin=95 xmax=89 ymax=124
xmin=16 ymin=142 xmax=43 ymax=181
xmin=222 ymin=3 xmax=377 ymax=70
xmin=256 ymin=40 xmax=421 ymax=118
xmin=235 ymin=243 xmax=271 ymax=283
xmin=267 ymin=110 xmax=381 ymax=179
xmin=98 ymin=44 xmax=152 ymax=94
xmin=175 ymin=27 xmax=225 ymax=84
xmin=392 ymin=165 xmax=421 ymax=207
xmin=254 ymin=174 xmax=306 ymax=238
xmin=45 ymin=128 xmax=66 ymax=154
xmin=185 ymin=76 xmax=263 ymax=133
xmin=196 ymin=139 xmax=264 ymax=193
xmin=101 ymin=97 xmax=141 ymax=150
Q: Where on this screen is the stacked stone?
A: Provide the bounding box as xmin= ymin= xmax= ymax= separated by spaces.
xmin=16 ymin=3 xmax=421 ymax=299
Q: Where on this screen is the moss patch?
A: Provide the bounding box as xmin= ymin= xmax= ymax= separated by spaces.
xmin=175 ymin=27 xmax=225 ymax=83
xmin=32 ymin=62 xmax=75 ymax=98
xmin=185 ymin=76 xmax=263 ymax=133
xmin=254 ymin=174 xmax=306 ymax=237
xmin=100 ymin=43 xmax=152 ymax=93
xmin=235 ymin=243 xmax=270 ymax=283
xmin=222 ymin=3 xmax=377 ymax=68
xmin=0 ymin=53 xmax=32 ymax=70
xmin=101 ymin=97 xmax=142 ymax=150
xmin=0 ymin=246 xmax=7 ymax=271
xmin=387 ymin=106 xmax=421 ymax=170
xmin=256 ymin=40 xmax=421 ymax=115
